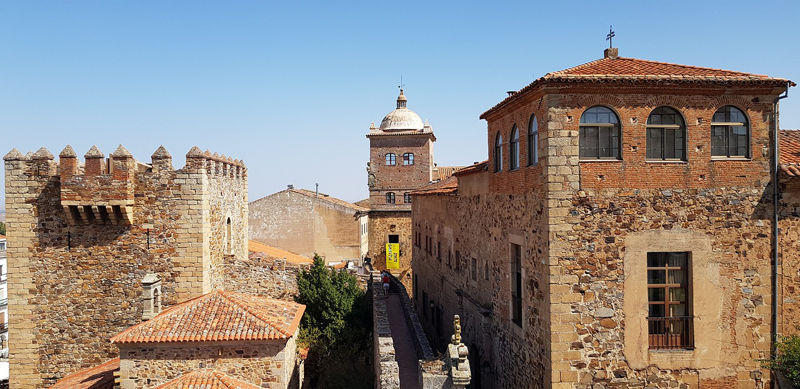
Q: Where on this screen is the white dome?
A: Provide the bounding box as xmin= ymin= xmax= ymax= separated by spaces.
xmin=379 ymin=89 xmax=424 ymax=131
xmin=380 ymin=108 xmax=424 ymax=131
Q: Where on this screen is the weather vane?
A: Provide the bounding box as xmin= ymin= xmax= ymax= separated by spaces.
xmin=606 ymin=25 xmax=615 ymax=49
xmin=398 ymin=76 xmax=405 ymax=91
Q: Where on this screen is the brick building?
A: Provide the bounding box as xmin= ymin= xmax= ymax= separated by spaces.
xmin=249 ymin=186 xmax=368 ymax=264
xmin=366 ymin=90 xmax=460 ymax=288
xmin=412 ymin=48 xmax=796 ymax=388
xmin=3 ymin=145 xmax=250 ymax=388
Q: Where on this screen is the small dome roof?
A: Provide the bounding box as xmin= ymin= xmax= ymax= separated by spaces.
xmin=379 ymin=90 xmax=424 ymax=131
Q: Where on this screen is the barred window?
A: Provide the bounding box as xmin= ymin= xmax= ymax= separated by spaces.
xmin=647 ymin=252 xmax=693 ymax=349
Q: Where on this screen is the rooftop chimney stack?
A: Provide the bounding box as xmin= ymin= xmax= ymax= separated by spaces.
xmin=604 ymin=47 xmax=619 ymax=59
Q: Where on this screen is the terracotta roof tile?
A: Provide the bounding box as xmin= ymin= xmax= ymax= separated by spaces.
xmin=433 ymin=166 xmax=464 ymax=181
xmin=481 ymin=56 xmax=793 ymax=119
xmin=49 ymin=357 xmax=119 ymax=389
xmin=452 ymin=161 xmax=488 ymax=177
xmin=248 ymin=240 xmax=312 ymax=264
xmin=152 ymin=369 xmax=261 ymax=389
xmin=411 ymin=176 xmax=458 ymax=196
xmin=780 ymin=130 xmax=800 ymax=176
xmin=0 ymin=234 xmax=5 ymax=240
xmin=110 ymin=290 xmax=305 ymax=344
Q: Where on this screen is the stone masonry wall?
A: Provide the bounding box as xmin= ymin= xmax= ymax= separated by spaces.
xmin=4 ymin=146 xmax=248 ymax=389
xmin=371 ymin=272 xmax=401 ymax=389
xmin=249 ymin=191 xmax=315 ymax=258
xmin=368 ymin=211 xmax=413 ymax=291
xmin=412 ymin=184 xmax=551 ymax=389
xmin=221 ymin=255 xmax=303 ymax=301
xmin=117 ymin=338 xmax=296 ymax=389
xmin=778 ymin=178 xmax=800 ymax=336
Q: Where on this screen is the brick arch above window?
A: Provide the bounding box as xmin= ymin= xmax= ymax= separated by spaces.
xmin=573 ymin=94 xmax=626 ymax=110
xmin=708 ymin=95 xmax=756 ymax=112
xmin=643 ymin=95 xmax=691 ymax=111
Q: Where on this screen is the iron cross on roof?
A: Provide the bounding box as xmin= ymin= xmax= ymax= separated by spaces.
xmin=606 ymin=25 xmax=615 ymax=48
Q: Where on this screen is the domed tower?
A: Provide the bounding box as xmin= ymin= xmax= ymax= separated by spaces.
xmin=366 ymin=89 xmax=435 ymax=274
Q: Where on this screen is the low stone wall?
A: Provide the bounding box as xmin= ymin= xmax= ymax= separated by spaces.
xmin=221 ymin=255 xmax=304 ymax=301
xmin=371 ymin=271 xmax=400 ymax=389
xmin=387 ymin=273 xmax=434 ymax=360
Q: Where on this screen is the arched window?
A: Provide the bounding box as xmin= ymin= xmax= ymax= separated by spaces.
xmin=646 ymin=107 xmax=686 ymax=161
xmin=225 ymin=217 xmax=232 ymax=255
xmin=153 ymin=287 xmax=161 ymax=315
xmin=386 ymin=192 xmax=396 ymax=204
xmin=385 ymin=153 xmax=396 ymax=165
xmin=494 ymin=133 xmax=503 ymax=172
xmin=711 ymin=106 xmax=749 ymax=158
xmin=528 ymin=115 xmax=538 ymax=166
xmin=403 ymin=153 xmax=414 ymax=165
xmin=580 ymin=106 xmax=621 ymax=159
xmin=510 ymin=125 xmax=520 ymax=170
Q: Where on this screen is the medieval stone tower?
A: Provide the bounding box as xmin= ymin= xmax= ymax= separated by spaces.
xmin=3 ymin=145 xmax=248 ymax=388
xmin=366 ymin=90 xmax=435 ymax=277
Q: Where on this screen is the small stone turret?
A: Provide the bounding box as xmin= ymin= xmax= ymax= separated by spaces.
xmin=84 ymin=145 xmax=105 ymax=176
xmin=59 ymin=145 xmax=79 ymax=179
xmin=151 ymin=145 xmax=172 ymax=171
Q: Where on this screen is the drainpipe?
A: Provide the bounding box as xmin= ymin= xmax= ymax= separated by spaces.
xmin=772 ymin=81 xmax=790 ymax=361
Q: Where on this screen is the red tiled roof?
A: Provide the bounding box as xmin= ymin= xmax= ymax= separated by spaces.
xmin=152 ymin=369 xmax=261 ymax=389
xmin=110 ymin=290 xmax=305 ymax=344
xmin=481 ymin=55 xmax=793 ymax=119
xmin=411 ymin=176 xmax=458 ymax=196
xmin=49 ymin=357 xmax=119 ymax=389
xmin=248 ymin=240 xmax=312 ymax=264
xmin=780 ymin=130 xmax=800 ymax=176
xmin=0 ymin=234 xmax=5 ymax=240
xmin=452 ymin=161 xmax=488 ymax=177
xmin=433 ymin=166 xmax=464 ymax=181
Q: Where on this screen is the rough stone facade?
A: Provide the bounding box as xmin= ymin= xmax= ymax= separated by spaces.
xmin=117 ymin=336 xmax=298 ymax=388
xmin=413 ymin=51 xmax=793 ymax=389
xmin=3 ymin=145 xmax=248 ymax=388
xmin=249 ymin=188 xmax=366 ymax=263
xmin=221 ymin=255 xmax=303 ymax=301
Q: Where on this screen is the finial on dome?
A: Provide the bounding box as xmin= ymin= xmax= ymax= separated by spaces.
xmin=396 ymin=89 xmax=407 ymax=109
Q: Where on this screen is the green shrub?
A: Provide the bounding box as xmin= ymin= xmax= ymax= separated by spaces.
xmin=761 ymin=331 xmax=800 ymax=387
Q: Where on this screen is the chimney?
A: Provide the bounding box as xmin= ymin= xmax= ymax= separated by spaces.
xmin=287 ymin=184 xmax=294 ymax=189
xmin=604 ymin=47 xmax=619 ymax=59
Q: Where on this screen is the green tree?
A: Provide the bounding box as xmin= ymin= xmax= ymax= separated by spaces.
xmin=295 ymin=254 xmax=372 ymax=388
xmin=761 ymin=331 xmax=800 ymax=386
xmin=0 ymin=221 xmax=5 ymax=236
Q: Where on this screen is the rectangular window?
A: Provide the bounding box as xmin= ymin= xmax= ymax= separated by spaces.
xmin=388 ymin=234 xmax=399 ymax=244
xmin=647 ymin=252 xmax=693 ymax=349
xmin=471 ymin=257 xmax=477 ymax=281
xmin=437 ymin=241 xmax=441 ymax=262
xmin=511 ymin=244 xmax=522 ymax=327
xmin=580 ymin=126 xmax=620 ymax=159
xmin=404 ymin=192 xmax=412 ymax=203
xmin=422 ymin=291 xmax=428 ymax=318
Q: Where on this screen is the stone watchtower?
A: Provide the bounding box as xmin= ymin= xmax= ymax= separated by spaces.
xmin=366 ymin=90 xmax=435 ymax=275
xmin=3 ymin=145 xmax=248 ymax=388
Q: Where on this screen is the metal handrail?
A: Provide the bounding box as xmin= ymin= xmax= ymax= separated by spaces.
xmin=647 ymin=316 xmax=694 ymax=350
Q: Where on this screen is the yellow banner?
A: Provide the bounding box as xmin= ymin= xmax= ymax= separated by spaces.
xmin=386 ymin=243 xmax=400 ymax=269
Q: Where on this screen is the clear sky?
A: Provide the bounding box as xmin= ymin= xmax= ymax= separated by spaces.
xmin=2 ymin=1 xmax=799 ymax=208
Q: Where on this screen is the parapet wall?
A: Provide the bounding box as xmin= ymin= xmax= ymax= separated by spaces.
xmin=371 ymin=271 xmax=400 ymax=389
xmin=3 ymin=144 xmax=248 ymax=389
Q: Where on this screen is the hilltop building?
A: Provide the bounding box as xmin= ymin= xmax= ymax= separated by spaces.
xmin=366 ymin=90 xmax=460 ymax=287
xmin=249 ymin=186 xmax=368 ymax=264
xmin=412 ymin=48 xmax=796 ymax=388
xmin=3 ymin=145 xmax=254 ymax=388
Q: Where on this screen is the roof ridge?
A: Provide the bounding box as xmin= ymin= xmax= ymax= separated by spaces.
xmin=218 ymin=290 xmax=292 ymax=339
xmin=545 ymin=57 xmax=609 ymax=77
xmin=616 ymin=56 xmax=768 ymax=77
xmin=109 ymin=291 xmax=215 ymax=343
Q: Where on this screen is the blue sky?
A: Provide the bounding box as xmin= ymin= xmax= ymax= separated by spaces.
xmin=2 ymin=1 xmax=799 ymax=208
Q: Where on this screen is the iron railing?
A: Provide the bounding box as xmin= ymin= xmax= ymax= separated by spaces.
xmin=647 ymin=316 xmax=694 ymax=350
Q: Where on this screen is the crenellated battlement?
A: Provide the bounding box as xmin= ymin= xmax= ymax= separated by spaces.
xmin=4 ymin=144 xmax=247 ymax=226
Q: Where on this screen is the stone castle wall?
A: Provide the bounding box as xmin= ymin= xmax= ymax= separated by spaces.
xmin=778 ymin=178 xmax=800 ymax=336
xmin=412 ymin=186 xmax=551 ymax=389
xmin=221 ymin=255 xmax=303 ymax=301
xmin=117 ymin=337 xmax=297 ymax=388
xmin=3 ymin=145 xmax=248 ymax=389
